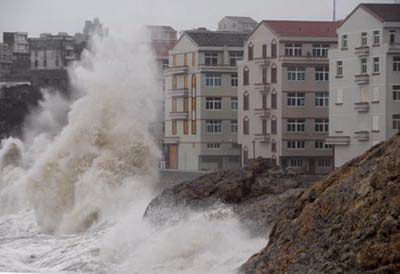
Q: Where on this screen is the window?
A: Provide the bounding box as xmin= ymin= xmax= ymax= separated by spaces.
xmin=342 ymin=34 xmax=348 ymax=49
xmin=312 ymin=44 xmax=329 ymax=57
xmin=262 ymin=119 xmax=267 ymax=134
xmin=184 ymin=97 xmax=188 ymax=112
xmin=231 ymin=120 xmax=238 ymax=133
xmin=205 ymin=73 xmax=222 ymax=87
xmin=243 ymin=117 xmax=249 ymax=135
xmin=393 ymin=114 xmax=400 ymax=130
xmin=191 ymin=120 xmax=197 ymax=135
xmin=373 ymin=31 xmax=380 ymax=45
xmin=172 ymin=54 xmax=177 ymax=66
xmin=184 ymin=53 xmax=188 ymax=66
xmin=315 ymin=92 xmax=329 ymax=107
xmin=285 ymin=43 xmax=302 ymax=56
xmin=373 ymin=115 xmax=379 ymax=132
xmin=229 ymin=51 xmax=243 ymax=66
xmin=207 ymin=143 xmax=220 ymax=150
xmin=231 ymin=73 xmax=238 ymax=87
xmin=271 ymin=140 xmax=277 ymax=153
xmin=231 ymin=97 xmax=238 ymax=110
xmin=55 ymin=56 xmax=59 ymax=67
xmin=288 ymin=67 xmax=305 ymax=81
xmin=373 ymin=57 xmax=380 ymax=73
xmin=318 ymin=159 xmax=331 ymax=168
xmin=34 ymin=60 xmax=38 ymax=68
xmin=393 ymin=86 xmax=400 ymax=101
xmin=172 ymin=98 xmax=177 ymax=112
xmin=315 ymin=141 xmax=333 ymax=150
xmin=315 ymin=66 xmax=329 ymax=81
xmin=43 ymin=59 xmax=47 ymax=67
xmin=262 ymin=44 xmax=267 ymax=58
xmin=315 ymin=119 xmax=329 ymax=132
xmin=248 ymin=43 xmax=253 ymax=60
xmin=172 ymin=75 xmax=177 ymax=89
xmin=287 ymin=140 xmax=305 ymax=150
xmin=172 ymin=120 xmax=177 ymax=135
xmin=337 ymin=61 xmax=343 ymax=76
xmin=394 ymin=56 xmax=400 ymax=72
xmin=287 ymin=92 xmax=305 ymax=107
xmin=206 ymin=120 xmax=222 ymax=134
xmin=243 ymin=67 xmax=249 ymax=86
xmin=361 ymin=58 xmax=368 ymax=74
xmin=205 ymin=97 xmax=222 ymax=110
xmin=183 ymin=120 xmax=189 ymax=135
xmin=390 ymin=30 xmax=396 ymax=44
xmin=243 ymin=92 xmax=249 ymax=110
xmin=361 ymin=32 xmax=368 ymax=46
xmin=262 ymin=67 xmax=268 ymax=84
xmin=271 ymin=41 xmax=277 ymax=58
xmin=243 ymin=147 xmax=249 ymax=165
xmin=262 ymin=93 xmax=267 ymax=109
xmin=287 ymin=119 xmax=305 ymax=132
xmin=336 ymin=89 xmax=343 ymax=104
xmin=271 ymin=66 xmax=277 ymax=83
xmin=372 ymin=87 xmax=380 ymax=102
xmin=271 ymin=117 xmax=277 ymax=135
xmin=289 ymin=159 xmax=303 ymax=168
xmin=204 ymin=52 xmax=218 ymax=66
xmin=192 ymin=52 xmax=196 ymax=66
xmin=271 ymin=91 xmax=277 ymax=109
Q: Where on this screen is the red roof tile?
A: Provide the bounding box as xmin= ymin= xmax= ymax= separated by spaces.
xmin=262 ymin=20 xmax=339 ymax=38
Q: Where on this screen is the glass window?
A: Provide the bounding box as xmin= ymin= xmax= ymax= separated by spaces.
xmin=315 ymin=140 xmax=333 ymax=150
xmin=393 ymin=86 xmax=400 ymax=101
xmin=342 ymin=35 xmax=348 ymax=49
xmin=373 ymin=57 xmax=380 ymax=73
xmin=243 ymin=92 xmax=249 ymax=110
xmin=361 ymin=32 xmax=368 ymax=46
xmin=289 ymin=159 xmax=303 ymax=167
xmin=229 ymin=51 xmax=243 ymax=66
xmin=287 ymin=119 xmax=305 ymax=132
xmin=207 ymin=143 xmax=221 ymax=150
xmin=393 ymin=114 xmax=400 ymax=130
xmin=287 ymin=92 xmax=305 ymax=107
xmin=262 ymin=119 xmax=267 ymax=134
xmin=205 ymin=73 xmax=222 ymax=87
xmin=243 ymin=67 xmax=249 ymax=85
xmin=285 ymin=43 xmax=302 ymax=56
xmin=206 ymin=120 xmax=222 ymax=133
xmin=318 ymin=159 xmax=331 ymax=168
xmin=287 ymin=140 xmax=305 ymax=150
xmin=361 ymin=58 xmax=368 ymax=74
xmin=312 ymin=44 xmax=329 ymax=57
xmin=393 ymin=56 xmax=400 ymax=72
xmin=315 ymin=92 xmax=329 ymax=107
xmin=315 ymin=119 xmax=329 ymax=132
xmin=231 ymin=120 xmax=238 ymax=133
xmin=243 ymin=117 xmax=249 ymax=135
xmin=390 ymin=30 xmax=396 ymax=44
xmin=205 ymin=97 xmax=222 ymax=110
xmin=373 ymin=31 xmax=380 ymax=45
xmin=315 ymin=66 xmax=329 ymax=81
xmin=248 ymin=43 xmax=253 ymax=60
xmin=262 ymin=44 xmax=267 ymax=58
xmin=288 ymin=67 xmax=305 ymax=81
xmin=231 ymin=73 xmax=238 ymax=86
xmin=231 ymin=97 xmax=238 ymax=110
xmin=204 ymin=52 xmax=218 ymax=66
xmin=337 ymin=61 xmax=343 ymax=76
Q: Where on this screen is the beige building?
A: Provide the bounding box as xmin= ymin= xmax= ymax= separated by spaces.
xmin=327 ymin=3 xmax=400 ymax=168
xmin=238 ymin=20 xmax=338 ymax=175
xmin=164 ymin=29 xmax=247 ymax=170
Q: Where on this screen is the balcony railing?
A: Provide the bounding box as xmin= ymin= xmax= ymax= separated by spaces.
xmin=354 ymin=46 xmax=369 ymax=57
xmin=163 ymin=137 xmax=179 ymax=144
xmin=254 ymin=82 xmax=271 ymax=93
xmin=169 ymin=111 xmax=189 ymax=120
xmin=325 ymin=136 xmax=350 ymax=146
xmin=254 ymin=57 xmax=271 ymax=66
xmin=387 ymin=43 xmax=400 ymax=53
xmin=254 ymin=133 xmax=271 ymax=143
xmin=168 ymin=88 xmax=189 ymax=97
xmin=354 ymin=74 xmax=369 ymax=85
xmin=254 ymin=108 xmax=271 ymax=117
xmin=164 ymin=65 xmax=189 ymax=75
xmin=198 ymin=63 xmax=237 ymax=73
xmin=354 ymin=102 xmax=369 ymax=113
xmin=354 ymin=130 xmax=369 ymax=141
xmin=278 ymin=55 xmax=328 ymax=64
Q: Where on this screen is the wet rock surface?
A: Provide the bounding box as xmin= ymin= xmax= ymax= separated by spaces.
xmin=242 ymin=133 xmax=400 ymax=274
xmin=145 ymin=159 xmax=316 ymax=234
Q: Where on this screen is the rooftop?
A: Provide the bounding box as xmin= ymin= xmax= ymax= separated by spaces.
xmin=261 ymin=20 xmax=339 ymax=38
xmin=185 ymin=30 xmax=248 ymax=47
xmin=360 ymin=3 xmax=400 ymax=22
xmin=221 ymin=16 xmax=257 ymax=24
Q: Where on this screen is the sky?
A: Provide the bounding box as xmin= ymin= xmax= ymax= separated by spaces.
xmin=0 ymin=0 xmax=395 ymax=39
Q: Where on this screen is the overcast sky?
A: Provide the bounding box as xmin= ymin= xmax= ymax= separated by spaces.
xmin=0 ymin=0 xmax=394 ymax=39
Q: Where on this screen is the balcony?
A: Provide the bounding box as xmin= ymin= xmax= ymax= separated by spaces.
xmin=354 ymin=74 xmax=369 ymax=85
xmin=354 ymin=130 xmax=369 ymax=141
xmin=254 ymin=108 xmax=271 ymax=118
xmin=254 ymin=82 xmax=271 ymax=93
xmin=254 ymin=133 xmax=271 ymax=143
xmin=198 ymin=64 xmax=237 ymax=73
xmin=168 ymin=88 xmax=189 ymax=97
xmin=325 ymin=136 xmax=350 ymax=146
xmin=254 ymin=57 xmax=271 ymax=67
xmin=163 ymin=137 xmax=179 ymax=144
xmin=164 ymin=65 xmax=189 ymax=75
xmin=386 ymin=43 xmax=400 ymax=53
xmin=354 ymin=46 xmax=369 ymax=57
xmin=169 ymin=111 xmax=189 ymax=120
xmin=354 ymin=102 xmax=369 ymax=113
xmin=279 ymin=55 xmax=328 ymax=65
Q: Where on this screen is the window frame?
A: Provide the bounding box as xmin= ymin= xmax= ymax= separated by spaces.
xmin=393 ymin=86 xmax=400 ymax=101
xmin=285 ymin=43 xmax=303 ymax=57
xmin=287 ymin=119 xmax=306 ymax=132
xmin=206 ymin=120 xmax=222 ymax=134
xmin=205 ymin=97 xmax=222 ymax=110
xmin=312 ymin=44 xmax=329 ymax=57
xmin=315 ymin=66 xmax=329 ymax=81
xmin=315 ymin=92 xmax=329 ymax=107
xmin=287 ymin=92 xmax=305 ymax=107
xmin=315 ymin=119 xmax=329 ymax=132
xmin=205 ymin=73 xmax=222 ymax=87
xmin=288 ymin=67 xmax=306 ymax=81
xmin=204 ymin=52 xmax=218 ymax=66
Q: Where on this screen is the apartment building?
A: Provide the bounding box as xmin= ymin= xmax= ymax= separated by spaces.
xmin=238 ymin=20 xmax=338 ymax=175
xmin=327 ymin=3 xmax=400 ymax=168
xmin=218 ymin=17 xmax=257 ymax=33
xmin=3 ymin=32 xmax=30 ymax=78
xmin=0 ymin=43 xmax=13 ymax=78
xmin=164 ymin=29 xmax=247 ymax=170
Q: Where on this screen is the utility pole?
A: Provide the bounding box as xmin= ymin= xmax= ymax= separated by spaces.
xmin=333 ymin=0 xmax=337 ymax=21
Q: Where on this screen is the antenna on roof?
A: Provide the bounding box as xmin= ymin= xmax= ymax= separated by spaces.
xmin=333 ymin=0 xmax=337 ymax=21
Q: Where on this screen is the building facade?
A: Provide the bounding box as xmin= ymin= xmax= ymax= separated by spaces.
xmin=3 ymin=32 xmax=30 ymax=78
xmin=218 ymin=17 xmax=257 ymax=33
xmin=164 ymin=30 xmax=247 ymax=171
xmin=0 ymin=43 xmax=13 ymax=78
xmin=327 ymin=4 xmax=400 ymax=168
xmin=238 ymin=20 xmax=338 ymax=175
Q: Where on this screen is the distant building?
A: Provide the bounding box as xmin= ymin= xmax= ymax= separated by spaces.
xmin=0 ymin=43 xmax=13 ymax=79
xmin=3 ymin=32 xmax=30 ymax=78
xmin=29 ymin=33 xmax=78 ymax=92
xmin=218 ymin=16 xmax=257 ymax=33
xmin=238 ymin=20 xmax=338 ymax=175
xmin=164 ymin=29 xmax=247 ymax=170
xmin=327 ymin=3 xmax=400 ymax=168
xmin=83 ymin=18 xmax=108 ymax=41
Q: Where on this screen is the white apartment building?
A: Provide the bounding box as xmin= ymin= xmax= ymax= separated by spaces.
xmin=238 ymin=20 xmax=338 ymax=175
xmin=327 ymin=3 xmax=400 ymax=168
xmin=163 ymin=29 xmax=247 ymax=170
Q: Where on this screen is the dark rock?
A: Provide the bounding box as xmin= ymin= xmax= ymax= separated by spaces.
xmin=241 ymin=133 xmax=400 ymax=274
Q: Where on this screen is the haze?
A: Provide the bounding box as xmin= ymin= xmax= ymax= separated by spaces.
xmin=0 ymin=0 xmax=393 ymax=37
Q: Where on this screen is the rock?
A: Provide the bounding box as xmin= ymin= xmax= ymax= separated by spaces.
xmin=145 ymin=158 xmax=317 ymax=234
xmin=241 ymin=133 xmax=400 ymax=274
